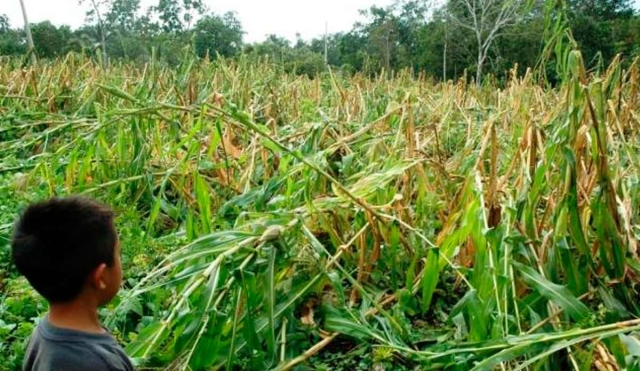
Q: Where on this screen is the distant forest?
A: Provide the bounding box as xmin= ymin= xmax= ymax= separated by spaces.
xmin=1 ymin=0 xmax=638 ymax=82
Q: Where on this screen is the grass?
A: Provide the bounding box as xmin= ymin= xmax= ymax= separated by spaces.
xmin=1 ymin=42 xmax=640 ymax=370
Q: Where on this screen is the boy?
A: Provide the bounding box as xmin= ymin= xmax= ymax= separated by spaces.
xmin=11 ymin=196 xmax=134 ymax=371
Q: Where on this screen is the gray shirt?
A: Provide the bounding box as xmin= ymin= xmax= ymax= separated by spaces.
xmin=23 ymin=316 xmax=135 ymax=371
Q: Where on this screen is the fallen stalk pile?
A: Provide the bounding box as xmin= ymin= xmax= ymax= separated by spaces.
xmin=1 ymin=52 xmax=640 ymax=370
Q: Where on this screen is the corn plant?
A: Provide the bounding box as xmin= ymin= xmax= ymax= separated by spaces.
xmin=2 ymin=27 xmax=640 ymax=371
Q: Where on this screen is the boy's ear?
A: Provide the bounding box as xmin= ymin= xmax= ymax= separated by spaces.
xmin=90 ymin=263 xmax=108 ymax=290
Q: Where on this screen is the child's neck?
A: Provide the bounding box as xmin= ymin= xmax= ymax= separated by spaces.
xmin=48 ymin=297 xmax=105 ymax=334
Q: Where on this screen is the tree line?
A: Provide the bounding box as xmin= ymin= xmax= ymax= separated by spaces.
xmin=0 ymin=0 xmax=638 ymax=82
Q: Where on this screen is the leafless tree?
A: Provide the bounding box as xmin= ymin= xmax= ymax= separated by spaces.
xmin=18 ymin=0 xmax=37 ymax=66
xmin=447 ymin=0 xmax=532 ymax=85
xmin=79 ymin=0 xmax=109 ymax=68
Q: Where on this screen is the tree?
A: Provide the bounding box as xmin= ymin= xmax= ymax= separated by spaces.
xmin=309 ymin=34 xmax=342 ymax=67
xmin=446 ymin=0 xmax=533 ymax=84
xmin=193 ymin=12 xmax=243 ymax=59
xmin=611 ymin=15 xmax=640 ymax=63
xmin=493 ymin=3 xmax=545 ymax=77
xmin=0 ymin=14 xmax=26 ymax=56
xmin=19 ymin=0 xmax=37 ymax=65
xmin=566 ymin=0 xmax=635 ymax=68
xmin=31 ymin=22 xmax=74 ymax=58
xmin=104 ymin=0 xmax=140 ymax=30
xmin=102 ymin=0 xmax=144 ymax=60
xmin=79 ymin=0 xmax=109 ymax=68
xmin=0 ymin=14 xmax=9 ymax=33
xmin=152 ymin=0 xmax=206 ymax=33
xmin=251 ymin=35 xmax=291 ymax=64
xmin=356 ymin=6 xmax=402 ymax=72
xmin=568 ymin=0 xmax=633 ymax=20
xmin=393 ymin=0 xmax=434 ymax=71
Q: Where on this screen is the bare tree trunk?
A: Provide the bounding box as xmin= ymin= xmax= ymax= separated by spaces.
xmin=324 ymin=21 xmax=328 ymax=65
xmin=443 ymin=22 xmax=447 ymax=81
xmin=475 ymin=30 xmax=484 ymax=86
xmin=385 ymin=32 xmax=391 ymax=72
xmin=448 ymin=0 xmax=531 ymax=87
xmin=443 ymin=39 xmax=447 ymax=81
xmin=18 ymin=0 xmax=37 ymax=66
xmin=477 ymin=50 xmax=483 ymax=85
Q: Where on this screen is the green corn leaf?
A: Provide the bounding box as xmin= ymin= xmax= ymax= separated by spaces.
xmin=420 ymin=247 xmax=440 ymax=314
xmin=514 ymin=262 xmax=591 ymax=322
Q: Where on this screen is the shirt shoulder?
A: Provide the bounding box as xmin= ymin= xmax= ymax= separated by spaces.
xmin=24 ymin=340 xmax=113 ymax=371
xmin=86 ymin=339 xmax=135 ymax=371
xmin=23 ymin=318 xmax=134 ymax=371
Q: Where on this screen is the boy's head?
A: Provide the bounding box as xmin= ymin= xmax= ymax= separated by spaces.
xmin=11 ymin=196 xmax=122 ymax=306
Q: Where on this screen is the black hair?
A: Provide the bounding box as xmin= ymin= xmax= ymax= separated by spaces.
xmin=11 ymin=196 xmax=117 ymax=303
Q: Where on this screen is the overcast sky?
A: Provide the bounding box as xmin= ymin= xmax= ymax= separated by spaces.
xmin=2 ymin=0 xmax=639 ymax=43
xmin=2 ymin=0 xmax=397 ymax=43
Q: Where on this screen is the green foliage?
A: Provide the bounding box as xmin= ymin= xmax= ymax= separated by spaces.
xmin=31 ymin=22 xmax=76 ymax=58
xmin=2 ymin=1 xmax=640 ymax=370
xmin=193 ymin=12 xmax=243 ymax=59
xmin=104 ymin=0 xmax=141 ymax=30
xmin=2 ymin=0 xmax=639 ymax=80
xmin=152 ymin=0 xmax=206 ymax=33
xmin=0 ymin=278 xmax=47 ymax=370
xmin=2 ymin=40 xmax=640 ymax=369
xmin=0 ymin=15 xmax=26 ymax=57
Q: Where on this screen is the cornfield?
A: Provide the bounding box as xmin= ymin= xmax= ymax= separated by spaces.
xmin=2 ymin=39 xmax=640 ymax=370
